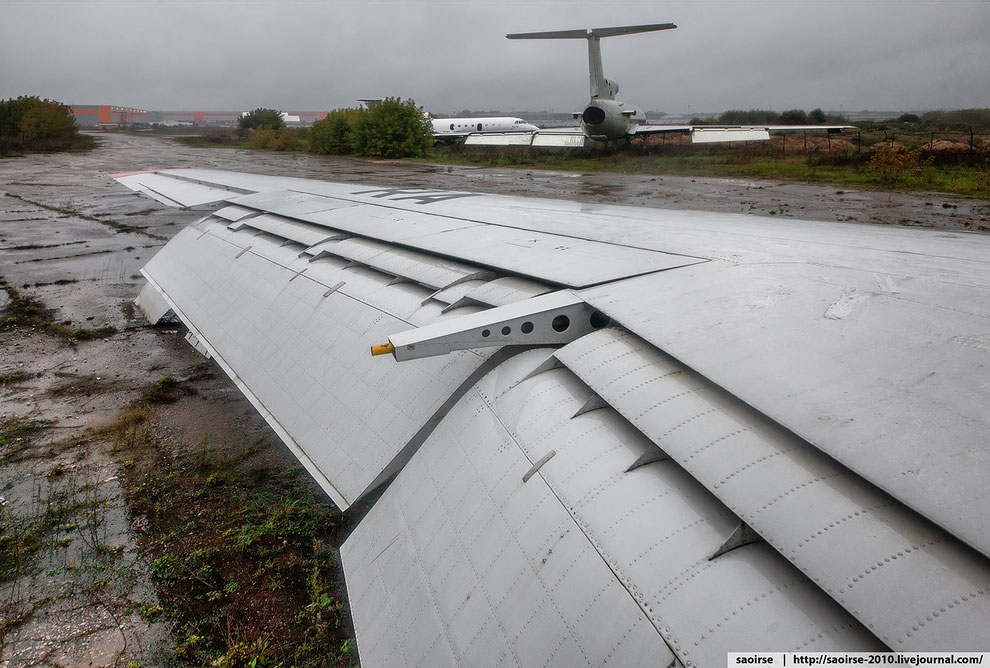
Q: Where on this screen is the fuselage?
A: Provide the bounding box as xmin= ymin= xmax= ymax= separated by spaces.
xmin=432 ymin=117 xmax=539 ymax=138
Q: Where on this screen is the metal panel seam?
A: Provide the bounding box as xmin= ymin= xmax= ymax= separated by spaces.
xmin=472 ymin=383 xmax=679 ymax=663
xmin=351 ymin=346 xmax=526 ymax=507
xmin=284 ymin=186 xmax=710 ymax=260
xmin=203 ymin=226 xmax=429 ymax=330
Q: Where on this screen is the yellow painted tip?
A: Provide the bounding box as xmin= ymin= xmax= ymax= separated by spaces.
xmin=370 ymin=342 xmax=395 ymax=357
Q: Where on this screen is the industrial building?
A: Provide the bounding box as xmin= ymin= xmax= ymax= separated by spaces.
xmin=71 ymin=105 xmax=326 ymax=128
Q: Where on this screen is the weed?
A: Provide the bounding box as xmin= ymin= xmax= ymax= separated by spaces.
xmin=88 ymin=403 xmax=156 ymax=452
xmin=1 ymin=417 xmax=52 ymax=461
xmin=0 ymin=469 xmax=104 ymax=583
xmin=142 ymin=375 xmax=196 ymax=404
xmin=0 ymin=285 xmax=116 ymax=341
xmin=100 ymin=387 xmax=357 ymax=667
xmin=0 ymin=371 xmax=29 ymax=385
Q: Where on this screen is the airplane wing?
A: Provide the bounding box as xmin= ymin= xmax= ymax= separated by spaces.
xmin=112 ymin=168 xmax=990 ymax=665
xmin=465 ymin=127 xmax=588 ymax=147
xmin=636 ymin=123 xmax=856 ymax=143
xmin=464 ymin=124 xmax=854 ymax=147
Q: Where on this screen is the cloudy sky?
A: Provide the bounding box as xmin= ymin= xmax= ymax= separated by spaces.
xmin=1 ymin=0 xmax=987 ymax=115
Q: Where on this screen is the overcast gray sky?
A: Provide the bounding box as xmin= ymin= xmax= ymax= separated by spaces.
xmin=1 ymin=0 xmax=987 ymax=115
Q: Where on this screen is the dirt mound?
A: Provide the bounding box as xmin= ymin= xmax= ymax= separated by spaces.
xmin=929 ymin=139 xmax=973 ymax=152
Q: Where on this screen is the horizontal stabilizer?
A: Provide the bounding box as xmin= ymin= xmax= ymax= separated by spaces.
xmin=507 ymin=23 xmax=676 ymax=40
xmin=464 ymin=130 xmax=587 ymax=148
xmin=463 ymin=132 xmax=534 ymax=146
xmin=532 ymin=133 xmax=586 ymax=148
xmin=692 ymin=128 xmax=770 ymax=143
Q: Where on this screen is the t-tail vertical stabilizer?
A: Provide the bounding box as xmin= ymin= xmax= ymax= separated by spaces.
xmin=464 ymin=22 xmax=853 ymax=147
xmin=506 ymin=23 xmax=676 ymax=100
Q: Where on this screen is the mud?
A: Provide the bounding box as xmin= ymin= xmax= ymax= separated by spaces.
xmin=0 ymin=133 xmax=987 ymax=667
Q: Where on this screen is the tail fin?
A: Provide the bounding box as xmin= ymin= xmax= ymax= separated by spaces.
xmin=507 ymin=23 xmax=676 ymax=100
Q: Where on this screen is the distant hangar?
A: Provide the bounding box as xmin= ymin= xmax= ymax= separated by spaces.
xmin=70 ymin=105 xmax=328 ymax=128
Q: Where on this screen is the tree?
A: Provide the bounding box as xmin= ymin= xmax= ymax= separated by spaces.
xmin=718 ymin=109 xmax=780 ymax=125
xmin=779 ymin=109 xmax=809 ymax=124
xmin=0 ymin=96 xmax=88 ymax=154
xmin=19 ymin=100 xmax=79 ymax=148
xmin=809 ymin=108 xmax=827 ymax=123
xmin=238 ymin=108 xmax=284 ymax=133
xmin=349 ymin=97 xmax=432 ymax=158
xmin=308 ymin=109 xmax=363 ymax=154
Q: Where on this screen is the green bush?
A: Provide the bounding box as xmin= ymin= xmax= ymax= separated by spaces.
xmin=779 ymin=109 xmax=809 ymax=124
xmin=308 ymin=109 xmax=362 ymax=155
xmin=869 ymin=143 xmax=925 ymax=185
xmin=0 ymin=96 xmax=91 ymax=154
xmin=920 ymin=108 xmax=990 ymax=130
xmin=248 ymin=128 xmax=277 ymax=150
xmin=272 ymin=127 xmax=304 ymax=151
xmin=717 ymin=109 xmax=781 ymax=125
xmin=349 ymin=97 xmax=432 ymax=158
xmin=238 ymin=108 xmax=284 ymax=133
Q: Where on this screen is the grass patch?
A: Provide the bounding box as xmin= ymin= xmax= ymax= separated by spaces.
xmin=175 ymin=137 xmax=252 ymax=150
xmin=0 ymin=417 xmax=53 ymax=462
xmin=47 ymin=373 xmax=114 ymax=398
xmin=430 ymin=140 xmax=990 ymax=199
xmin=0 ymin=441 xmax=107 ymax=584
xmin=1 ymin=284 xmax=116 ymax=341
xmin=141 ymin=375 xmax=196 ymax=404
xmin=100 ymin=382 xmax=358 ymax=667
xmin=0 ymin=371 xmax=29 ymax=385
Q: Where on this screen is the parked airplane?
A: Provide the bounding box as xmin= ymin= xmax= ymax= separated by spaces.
xmin=466 ymin=23 xmax=854 ymax=147
xmin=431 ymin=116 xmax=538 ymax=141
xmin=113 ymin=166 xmax=989 ymax=666
xmin=357 ymin=98 xmax=539 ymax=142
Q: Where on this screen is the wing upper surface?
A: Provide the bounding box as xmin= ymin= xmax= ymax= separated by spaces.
xmin=117 ymin=169 xmax=990 ymax=661
xmin=342 ymin=349 xmax=885 ymax=667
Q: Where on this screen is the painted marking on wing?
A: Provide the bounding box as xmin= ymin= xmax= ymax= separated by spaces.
xmin=873 ymin=273 xmax=900 ymax=294
xmin=349 ymin=188 xmax=482 ymax=205
xmin=952 ymin=334 xmax=990 ymax=351
xmin=824 ymin=292 xmax=870 ymax=320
